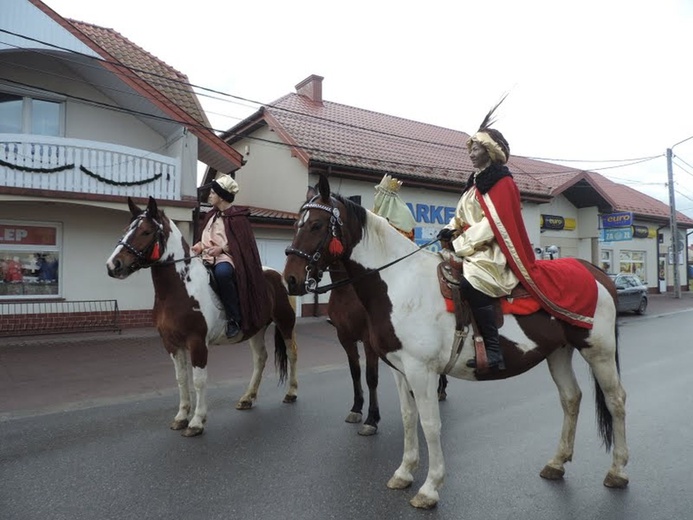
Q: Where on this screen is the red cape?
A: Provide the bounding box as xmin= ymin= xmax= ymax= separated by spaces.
xmin=477 ymin=177 xmax=597 ymax=329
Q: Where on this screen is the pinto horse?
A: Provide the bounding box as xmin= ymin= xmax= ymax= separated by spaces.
xmin=305 ymin=184 xmax=447 ymax=436
xmin=284 ymin=175 xmax=628 ymax=509
xmin=107 ymin=197 xmax=298 ymax=437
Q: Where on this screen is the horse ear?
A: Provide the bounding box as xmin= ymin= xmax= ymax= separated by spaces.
xmin=306 ymin=184 xmax=317 ymax=202
xmin=127 ymin=197 xmax=143 ymax=217
xmin=146 ymin=196 xmax=158 ymax=216
xmin=317 ymin=174 xmax=331 ymax=202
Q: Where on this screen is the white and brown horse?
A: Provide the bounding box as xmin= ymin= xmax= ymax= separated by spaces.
xmin=302 ymin=185 xmax=446 ymax=436
xmin=107 ymin=197 xmax=298 ymax=437
xmin=284 ymin=175 xmax=628 ymax=509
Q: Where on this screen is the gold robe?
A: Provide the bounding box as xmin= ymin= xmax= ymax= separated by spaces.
xmin=446 ymin=185 xmax=518 ymax=298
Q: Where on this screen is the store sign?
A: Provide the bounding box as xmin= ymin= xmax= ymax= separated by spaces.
xmin=631 ymin=225 xmax=650 ymax=239
xmin=406 ymin=203 xmax=455 ymax=224
xmin=540 ymin=215 xmax=576 ymax=231
xmin=601 ymin=227 xmax=633 ymax=242
xmin=601 ymin=212 xmax=633 ymax=228
xmin=0 ymin=225 xmax=57 ymax=246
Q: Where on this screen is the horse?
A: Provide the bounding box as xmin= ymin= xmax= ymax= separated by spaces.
xmin=106 ymin=196 xmax=299 ymax=437
xmin=303 ymin=184 xmax=447 ymax=436
xmin=284 ymin=175 xmax=628 ymax=509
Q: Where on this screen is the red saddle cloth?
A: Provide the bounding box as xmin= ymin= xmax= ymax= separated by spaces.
xmin=444 ymin=295 xmax=541 ymax=315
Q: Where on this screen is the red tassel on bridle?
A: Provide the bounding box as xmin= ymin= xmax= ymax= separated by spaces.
xmin=150 ymin=242 xmax=161 ymax=261
xmin=328 ymin=236 xmax=344 ymax=256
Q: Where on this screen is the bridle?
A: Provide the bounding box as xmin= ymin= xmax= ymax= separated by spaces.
xmin=285 ymin=196 xmax=439 ymax=294
xmin=117 ymin=213 xmax=199 ymax=270
xmin=285 ymin=199 xmax=343 ymax=292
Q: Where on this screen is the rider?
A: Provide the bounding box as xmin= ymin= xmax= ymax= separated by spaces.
xmin=438 ymin=102 xmax=597 ymax=372
xmin=191 ymin=174 xmax=268 ymax=338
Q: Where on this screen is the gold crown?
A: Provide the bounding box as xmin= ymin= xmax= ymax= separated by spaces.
xmin=376 ymin=174 xmax=403 ymax=194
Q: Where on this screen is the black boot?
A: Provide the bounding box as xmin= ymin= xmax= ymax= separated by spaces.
xmin=213 ymin=263 xmax=242 ymax=338
xmin=466 ymin=305 xmax=505 ymax=370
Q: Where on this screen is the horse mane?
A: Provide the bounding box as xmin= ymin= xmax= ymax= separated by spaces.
xmin=332 ymin=193 xmax=368 ymax=230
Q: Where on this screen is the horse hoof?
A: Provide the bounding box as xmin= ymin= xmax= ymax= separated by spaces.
xmin=410 ymin=493 xmax=438 ymax=509
xmin=438 ymin=392 xmax=447 ymax=401
xmin=387 ymin=476 xmax=412 ymax=490
xmin=283 ymin=394 xmax=297 ymax=404
xmin=182 ymin=426 xmax=204 ymax=437
xmin=358 ymin=424 xmax=378 ymax=436
xmin=604 ymin=472 xmax=629 ymax=488
xmin=540 ymin=465 xmax=565 ymax=480
xmin=236 ymin=400 xmax=253 ymax=410
xmin=345 ymin=412 xmax=363 ymax=424
xmin=170 ymin=419 xmax=189 ymax=431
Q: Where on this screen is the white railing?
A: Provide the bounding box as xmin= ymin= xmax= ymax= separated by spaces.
xmin=0 ymin=135 xmax=181 ymax=200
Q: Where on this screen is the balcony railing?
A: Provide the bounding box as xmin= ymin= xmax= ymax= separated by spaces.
xmin=0 ymin=135 xmax=181 ymax=200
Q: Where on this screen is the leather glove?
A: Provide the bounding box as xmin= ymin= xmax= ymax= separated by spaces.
xmin=437 ymin=228 xmax=455 ymax=241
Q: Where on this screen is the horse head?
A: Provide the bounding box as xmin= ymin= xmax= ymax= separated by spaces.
xmin=284 ymin=174 xmax=365 ymax=295
xmin=106 ymin=196 xmax=170 ymax=279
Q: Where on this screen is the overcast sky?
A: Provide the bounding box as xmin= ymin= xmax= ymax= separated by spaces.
xmin=43 ymin=0 xmax=693 ymax=215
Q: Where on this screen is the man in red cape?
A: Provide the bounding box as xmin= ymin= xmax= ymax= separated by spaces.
xmin=438 ymin=103 xmax=597 ymax=371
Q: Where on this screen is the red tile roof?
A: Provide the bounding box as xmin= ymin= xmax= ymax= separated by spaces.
xmin=218 ymin=80 xmax=691 ymax=226
xmin=29 ymin=0 xmax=243 ymax=173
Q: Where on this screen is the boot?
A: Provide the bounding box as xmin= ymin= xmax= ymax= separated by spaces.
xmin=466 ymin=304 xmax=505 ymax=371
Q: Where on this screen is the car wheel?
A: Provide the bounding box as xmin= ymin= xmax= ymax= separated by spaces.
xmin=636 ymin=297 xmax=647 ymax=315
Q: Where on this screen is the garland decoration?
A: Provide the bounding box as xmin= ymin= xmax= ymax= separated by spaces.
xmin=0 ymin=157 xmax=74 ymax=173
xmin=79 ymin=165 xmax=162 ymax=186
xmin=0 ymin=157 xmax=162 ymax=186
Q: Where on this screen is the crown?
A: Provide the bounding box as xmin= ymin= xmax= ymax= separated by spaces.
xmin=376 ymin=174 xmax=403 ymax=194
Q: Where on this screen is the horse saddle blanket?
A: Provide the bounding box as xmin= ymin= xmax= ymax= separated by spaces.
xmin=437 ymin=261 xmax=541 ymax=325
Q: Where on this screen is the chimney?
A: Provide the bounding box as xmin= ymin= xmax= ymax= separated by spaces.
xmin=295 ymin=74 xmax=324 ymax=105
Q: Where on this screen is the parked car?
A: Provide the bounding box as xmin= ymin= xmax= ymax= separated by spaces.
xmin=608 ymin=273 xmax=648 ymax=314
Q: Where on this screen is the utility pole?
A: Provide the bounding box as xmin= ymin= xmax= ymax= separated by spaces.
xmin=667 ymin=148 xmax=681 ymax=298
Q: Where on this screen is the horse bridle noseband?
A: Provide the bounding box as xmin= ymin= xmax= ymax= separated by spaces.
xmin=285 ymin=200 xmax=343 ymax=292
xmin=286 ymin=197 xmax=439 ymax=294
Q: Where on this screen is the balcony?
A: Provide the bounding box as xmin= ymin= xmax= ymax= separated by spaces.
xmin=0 ymin=135 xmax=181 ymax=200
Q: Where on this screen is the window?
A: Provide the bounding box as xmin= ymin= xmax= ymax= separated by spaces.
xmin=619 ymin=250 xmax=646 ymax=283
xmin=0 ymin=92 xmax=62 ymax=136
xmin=601 ymin=249 xmax=613 ymax=273
xmin=0 ymin=221 xmax=62 ymax=298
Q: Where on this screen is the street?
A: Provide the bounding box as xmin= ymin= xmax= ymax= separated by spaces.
xmin=1 ymin=304 xmax=693 ymax=519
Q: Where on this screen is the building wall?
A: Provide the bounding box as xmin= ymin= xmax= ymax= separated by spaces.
xmin=231 ymin=127 xmax=309 ymax=214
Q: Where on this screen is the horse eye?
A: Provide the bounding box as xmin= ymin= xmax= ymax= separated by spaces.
xmin=309 ymin=221 xmax=323 ymax=232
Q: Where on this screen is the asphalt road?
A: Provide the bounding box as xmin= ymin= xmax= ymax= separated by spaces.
xmin=2 ymin=302 xmax=693 ymax=519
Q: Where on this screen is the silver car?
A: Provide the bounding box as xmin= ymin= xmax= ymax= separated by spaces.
xmin=608 ymin=273 xmax=648 ymax=314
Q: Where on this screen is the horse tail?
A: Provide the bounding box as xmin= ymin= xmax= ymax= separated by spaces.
xmin=593 ymin=320 xmax=620 ymax=452
xmin=274 ymin=325 xmax=289 ymax=385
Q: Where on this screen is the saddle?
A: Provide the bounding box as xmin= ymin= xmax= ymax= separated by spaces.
xmin=203 ymin=262 xmax=221 ymax=296
xmin=437 ymin=256 xmax=533 ymax=373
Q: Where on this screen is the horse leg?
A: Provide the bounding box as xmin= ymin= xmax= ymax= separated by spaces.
xmin=387 ymin=369 xmax=419 ymax=492
xmin=540 ymin=346 xmax=581 ymax=480
xmin=437 ymin=374 xmax=448 ymax=401
xmin=169 ymin=348 xmax=192 ymax=431
xmin=182 ymin=341 xmax=209 ymax=437
xmin=341 ymin=338 xmax=365 ymax=425
xmin=579 ymin=346 xmax=629 ymax=488
xmin=359 ymin=341 xmax=380 ymax=436
xmin=236 ymin=330 xmax=269 ymax=410
xmin=283 ymin=329 xmax=299 ymax=403
xmin=402 ymin=365 xmax=444 ymax=510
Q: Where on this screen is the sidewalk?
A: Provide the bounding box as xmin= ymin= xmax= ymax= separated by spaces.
xmin=2 ymin=293 xmax=693 ymax=419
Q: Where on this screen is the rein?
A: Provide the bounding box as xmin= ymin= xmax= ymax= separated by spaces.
xmin=310 ymin=237 xmax=441 ymax=294
xmin=118 ymin=213 xmax=201 ymax=269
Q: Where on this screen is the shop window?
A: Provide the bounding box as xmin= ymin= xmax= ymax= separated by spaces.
xmin=0 ymin=92 xmax=62 ymax=136
xmin=619 ymin=250 xmax=646 ymax=283
xmin=0 ymin=221 xmax=62 ymax=298
xmin=601 ymin=249 xmax=613 ymax=273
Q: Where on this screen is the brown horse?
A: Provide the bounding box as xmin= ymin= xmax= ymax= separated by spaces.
xmin=284 ymin=175 xmax=628 ymax=509
xmin=107 ymin=197 xmax=298 ymax=437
